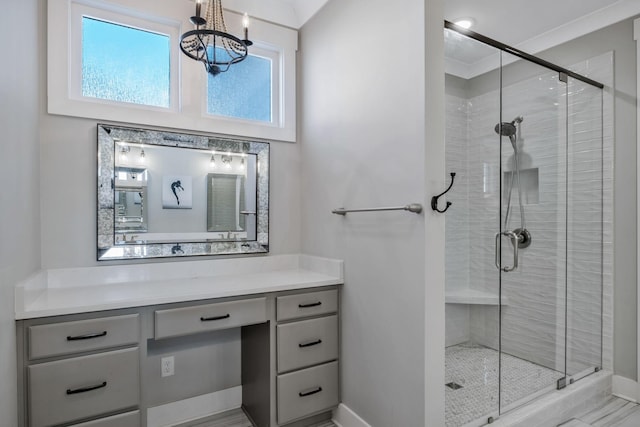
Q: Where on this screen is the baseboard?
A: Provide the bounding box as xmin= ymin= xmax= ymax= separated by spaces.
xmin=332 ymin=403 xmax=372 ymax=427
xmin=612 ymin=375 xmax=638 ymax=402
xmin=147 ymin=386 xmax=242 ymax=427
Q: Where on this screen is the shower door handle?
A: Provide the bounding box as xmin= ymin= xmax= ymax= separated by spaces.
xmin=495 ymin=231 xmax=519 ymax=272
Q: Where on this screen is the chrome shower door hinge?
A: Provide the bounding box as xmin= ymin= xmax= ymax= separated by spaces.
xmin=557 ymin=377 xmax=568 ymax=390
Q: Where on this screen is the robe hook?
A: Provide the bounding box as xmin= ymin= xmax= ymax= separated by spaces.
xmin=431 ymin=172 xmax=456 ymax=213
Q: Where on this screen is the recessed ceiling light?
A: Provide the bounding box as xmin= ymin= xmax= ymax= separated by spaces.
xmin=453 ymin=18 xmax=475 ymax=29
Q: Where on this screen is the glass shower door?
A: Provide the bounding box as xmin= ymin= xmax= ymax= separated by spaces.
xmin=497 ymin=52 xmax=568 ymax=413
xmin=444 ymin=22 xmax=605 ymax=427
xmin=565 ymin=78 xmax=604 ymax=380
xmin=444 ymin=27 xmax=503 ymax=427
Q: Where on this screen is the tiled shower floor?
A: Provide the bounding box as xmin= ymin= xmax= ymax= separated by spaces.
xmin=445 ymin=343 xmax=564 ymax=427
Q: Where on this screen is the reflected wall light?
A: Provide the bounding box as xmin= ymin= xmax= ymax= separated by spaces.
xmin=119 ymin=144 xmax=130 ymax=162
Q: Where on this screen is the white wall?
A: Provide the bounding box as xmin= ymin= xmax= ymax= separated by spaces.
xmin=299 ymin=0 xmax=446 ymax=425
xmin=0 ymin=0 xmax=41 ymax=425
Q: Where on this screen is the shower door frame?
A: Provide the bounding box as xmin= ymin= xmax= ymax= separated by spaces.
xmin=444 ymin=20 xmax=605 ymax=426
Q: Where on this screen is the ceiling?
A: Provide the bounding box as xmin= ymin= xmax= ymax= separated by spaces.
xmin=235 ymin=0 xmax=640 ymax=77
xmin=445 ymin=0 xmax=640 ymax=78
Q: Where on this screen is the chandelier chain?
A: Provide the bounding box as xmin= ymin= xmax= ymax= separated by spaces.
xmin=206 ymin=0 xmax=244 ymax=55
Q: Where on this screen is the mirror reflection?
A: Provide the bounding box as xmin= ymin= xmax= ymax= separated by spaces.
xmin=98 ymin=124 xmax=269 ymax=260
xmin=115 ymin=167 xmax=148 ymax=233
xmin=207 ymin=169 xmax=257 ymax=237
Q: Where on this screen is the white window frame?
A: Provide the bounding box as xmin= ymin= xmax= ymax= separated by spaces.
xmin=48 ymin=0 xmax=298 ymax=142
xmin=68 ymin=2 xmax=180 ymax=112
xmin=204 ymin=44 xmax=280 ymax=127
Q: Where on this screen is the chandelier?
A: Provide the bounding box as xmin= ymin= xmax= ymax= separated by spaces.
xmin=180 ymin=0 xmax=253 ymax=76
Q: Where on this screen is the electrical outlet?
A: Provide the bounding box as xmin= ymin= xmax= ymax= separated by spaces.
xmin=161 ymin=356 xmax=174 ymax=377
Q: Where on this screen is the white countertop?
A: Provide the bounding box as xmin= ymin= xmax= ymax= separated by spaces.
xmin=15 ymin=255 xmax=343 ymax=320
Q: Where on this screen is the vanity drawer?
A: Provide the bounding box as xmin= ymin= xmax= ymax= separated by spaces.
xmin=277 ymin=361 xmax=339 ymax=425
xmin=276 ymin=289 xmax=338 ymax=321
xmin=155 ymin=297 xmax=267 ymax=339
xmin=68 ymin=410 xmax=140 ymax=427
xmin=28 ymin=348 xmax=140 ymax=427
xmin=28 ymin=314 xmax=139 ymax=360
xmin=277 ymin=315 xmax=338 ymax=373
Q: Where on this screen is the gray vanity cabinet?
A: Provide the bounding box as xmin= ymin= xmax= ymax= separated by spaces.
xmin=17 ymin=286 xmax=341 ymax=427
xmin=20 ymin=314 xmax=141 ymax=427
xmin=28 ymin=348 xmax=140 ymax=427
xmin=275 ymin=290 xmax=340 ymax=425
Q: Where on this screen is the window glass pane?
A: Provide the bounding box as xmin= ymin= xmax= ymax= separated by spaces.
xmin=207 ymin=48 xmax=272 ymax=122
xmin=82 ymin=17 xmax=170 ymax=108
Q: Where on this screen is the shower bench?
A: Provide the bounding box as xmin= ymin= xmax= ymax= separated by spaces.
xmin=445 ymin=288 xmax=508 ymax=305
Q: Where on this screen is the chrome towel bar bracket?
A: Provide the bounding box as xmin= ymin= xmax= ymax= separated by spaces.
xmin=332 ymin=204 xmax=423 ymax=216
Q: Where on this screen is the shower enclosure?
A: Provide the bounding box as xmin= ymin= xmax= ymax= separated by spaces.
xmin=443 ymin=22 xmax=604 ymax=426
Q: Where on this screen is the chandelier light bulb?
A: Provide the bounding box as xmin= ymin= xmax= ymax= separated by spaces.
xmin=242 ymin=13 xmax=253 ymax=46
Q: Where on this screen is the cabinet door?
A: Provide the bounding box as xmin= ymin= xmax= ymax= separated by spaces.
xmin=277 ymin=361 xmax=339 ymax=425
xmin=277 ymin=315 xmax=338 ymax=373
xmin=28 ymin=348 xmax=139 ymax=427
xmin=155 ymin=297 xmax=267 ymax=339
xmin=29 ymin=314 xmax=139 ymax=360
xmin=277 ymin=290 xmax=338 ymax=321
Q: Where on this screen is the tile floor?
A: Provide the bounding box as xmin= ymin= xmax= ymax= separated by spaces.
xmin=561 ymin=396 xmax=640 ymax=427
xmin=177 ymin=408 xmax=336 ymax=427
xmin=446 ymin=343 xmax=564 ymax=427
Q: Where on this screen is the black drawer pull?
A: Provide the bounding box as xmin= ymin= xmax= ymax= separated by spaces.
xmin=66 ymin=331 xmax=107 ymax=341
xmin=299 ymin=387 xmax=323 ymax=397
xmin=66 ymin=381 xmax=107 ymax=395
xmin=298 ymin=301 xmax=322 ymax=308
xmin=299 ymin=339 xmax=322 ymax=348
xmin=200 ymin=314 xmax=230 ymax=322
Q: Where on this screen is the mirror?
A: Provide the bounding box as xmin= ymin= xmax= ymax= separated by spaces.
xmin=207 ymin=172 xmax=255 ymax=235
xmin=115 ymin=167 xmax=148 ymax=232
xmin=97 ymin=124 xmax=269 ymax=260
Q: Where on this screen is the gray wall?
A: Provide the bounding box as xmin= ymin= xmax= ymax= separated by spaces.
xmin=298 ymin=0 xmax=430 ymax=425
xmin=0 ymin=0 xmax=41 ymax=425
xmin=536 ymin=17 xmax=639 ymax=381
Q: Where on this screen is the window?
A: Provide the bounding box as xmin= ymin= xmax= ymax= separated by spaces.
xmin=48 ymin=0 xmax=298 ymax=141
xmin=207 ymin=48 xmax=273 ymax=122
xmin=82 ymin=17 xmax=170 ymax=108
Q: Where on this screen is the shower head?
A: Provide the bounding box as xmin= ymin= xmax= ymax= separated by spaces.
xmin=494 ymin=116 xmax=524 ymax=138
xmin=494 ymin=122 xmax=517 ymax=137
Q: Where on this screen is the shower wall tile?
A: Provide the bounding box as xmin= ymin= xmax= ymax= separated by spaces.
xmin=445 ymin=51 xmax=613 ymax=374
xmin=446 ymin=304 xmax=470 ymax=347
xmin=445 ymin=94 xmax=471 ymax=293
